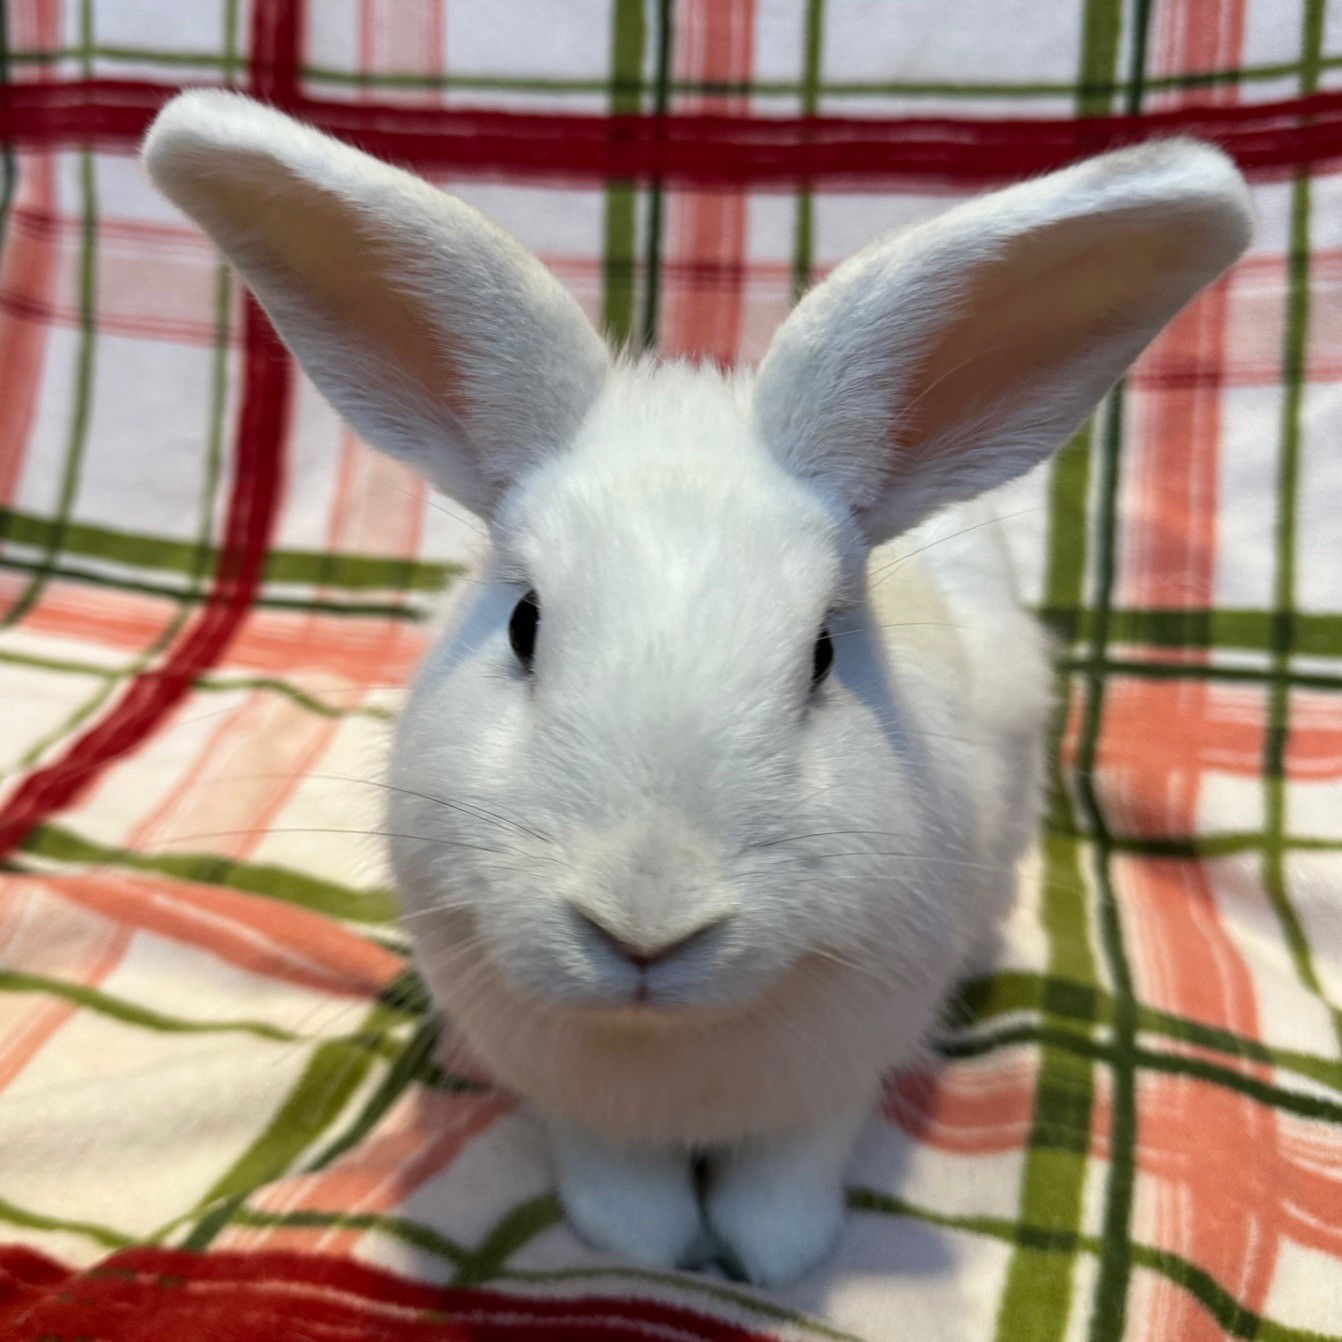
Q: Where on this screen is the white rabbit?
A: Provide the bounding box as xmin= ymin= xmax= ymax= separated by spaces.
xmin=143 ymin=92 xmax=1251 ymax=1285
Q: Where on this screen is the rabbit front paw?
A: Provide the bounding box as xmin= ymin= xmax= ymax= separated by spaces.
xmin=704 ymin=1110 xmax=865 ymax=1286
xmin=549 ymin=1121 xmax=703 ymax=1269
xmin=705 ymin=1167 xmax=843 ymax=1286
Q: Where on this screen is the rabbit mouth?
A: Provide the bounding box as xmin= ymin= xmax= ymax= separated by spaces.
xmin=561 ymin=991 xmax=743 ymax=1033
xmin=581 ymin=996 xmax=703 ymax=1024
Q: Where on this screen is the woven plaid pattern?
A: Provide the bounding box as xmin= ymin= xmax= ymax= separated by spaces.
xmin=1 ymin=2 xmax=1340 ymax=1339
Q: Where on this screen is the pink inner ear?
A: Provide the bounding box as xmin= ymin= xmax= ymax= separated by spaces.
xmin=211 ymin=150 xmax=471 ymax=426
xmin=888 ymin=204 xmax=1207 ymax=475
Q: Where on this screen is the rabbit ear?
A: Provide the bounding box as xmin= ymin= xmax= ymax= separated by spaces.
xmin=143 ymin=91 xmax=609 ymax=518
xmin=753 ymin=140 xmax=1252 ymax=544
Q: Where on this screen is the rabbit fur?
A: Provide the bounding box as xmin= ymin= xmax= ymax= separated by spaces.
xmin=143 ymin=91 xmax=1251 ymax=1285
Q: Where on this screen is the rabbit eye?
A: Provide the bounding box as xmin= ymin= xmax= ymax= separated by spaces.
xmin=812 ymin=626 xmax=834 ymax=686
xmin=509 ymin=590 xmax=539 ymax=668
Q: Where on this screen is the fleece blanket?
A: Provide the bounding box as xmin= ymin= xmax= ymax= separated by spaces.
xmin=1 ymin=2 xmax=1341 ymax=1339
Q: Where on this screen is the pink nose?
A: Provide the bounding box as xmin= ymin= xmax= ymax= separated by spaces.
xmin=570 ymin=907 xmax=727 ymax=971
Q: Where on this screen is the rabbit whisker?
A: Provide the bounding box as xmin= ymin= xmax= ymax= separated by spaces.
xmin=153 ymin=826 xmax=556 ymax=864
xmin=866 ymin=505 xmax=1043 ymax=587
xmin=193 ymin=770 xmax=555 ymax=846
xmin=741 ymin=828 xmax=918 ymax=853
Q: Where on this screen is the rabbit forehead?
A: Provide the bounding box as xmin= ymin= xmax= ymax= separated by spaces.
xmin=498 ymin=360 xmax=859 ymax=617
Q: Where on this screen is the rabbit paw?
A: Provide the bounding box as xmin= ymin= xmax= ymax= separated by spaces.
xmin=704 ymin=1112 xmax=864 ymax=1286
xmin=705 ymin=1169 xmax=844 ymax=1286
xmin=549 ymin=1122 xmax=702 ymax=1269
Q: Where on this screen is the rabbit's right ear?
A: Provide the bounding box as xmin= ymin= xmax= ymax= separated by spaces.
xmin=754 ymin=140 xmax=1252 ymax=544
xmin=143 ymin=91 xmax=609 ymax=518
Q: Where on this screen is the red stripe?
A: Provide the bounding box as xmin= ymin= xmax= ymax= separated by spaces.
xmin=0 ymin=1244 xmax=70 ymax=1285
xmin=0 ymin=1245 xmax=776 ymax=1341
xmin=249 ymin=0 xmax=304 ymax=107
xmin=0 ymin=14 xmax=305 ymax=858
xmin=0 ymin=1243 xmax=72 ymax=1321
xmin=0 ymin=297 xmax=290 ymax=857
xmin=2 ymin=79 xmax=1342 ymax=185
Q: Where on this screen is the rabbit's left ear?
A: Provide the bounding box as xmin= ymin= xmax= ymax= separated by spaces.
xmin=143 ymin=91 xmax=609 ymax=519
xmin=754 ymin=140 xmax=1252 ymax=543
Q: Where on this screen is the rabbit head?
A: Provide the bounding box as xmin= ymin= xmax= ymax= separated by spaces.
xmin=144 ymin=95 xmax=1250 ymax=1080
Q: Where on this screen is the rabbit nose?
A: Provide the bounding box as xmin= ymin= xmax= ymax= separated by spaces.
xmin=571 ymin=907 xmax=727 ymax=971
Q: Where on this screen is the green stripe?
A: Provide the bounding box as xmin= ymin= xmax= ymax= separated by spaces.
xmin=188 ymin=673 xmax=394 ymax=719
xmin=0 ymin=1195 xmax=133 ymax=1250
xmin=21 ymin=823 xmax=400 ymax=923
xmin=2 ymin=118 xmax=240 ymax=773
xmin=183 ymin=1007 xmax=396 ymax=1249
xmin=26 ymin=250 xmax=231 ymax=771
xmin=1050 ymin=830 xmax=1342 ymax=859
xmin=0 ymin=0 xmax=16 ymax=260
xmin=1042 ymin=430 xmax=1093 ymax=613
xmin=0 ymin=552 xmax=430 ymax=619
xmin=1299 ymin=0 xmax=1326 ymax=341
xmin=959 ymin=969 xmax=1342 ymax=1090
xmin=305 ymin=52 xmax=1342 ymax=100
xmin=601 ymin=0 xmax=645 ymax=343
xmin=0 ymin=508 xmax=456 ymax=593
xmin=790 ymin=0 xmax=825 ymax=304
xmin=230 ymin=1206 xmax=467 ymax=1265
xmin=12 ymin=45 xmax=1342 ymax=99
xmin=10 ymin=647 xmax=127 ymax=773
xmin=1081 ymin=394 xmax=1138 ymax=1342
xmin=302 ymin=1015 xmax=449 ymax=1171
xmin=638 ymin=0 xmax=675 ymax=351
xmin=1060 ymin=652 xmax=1342 ymax=694
xmin=944 ymin=1021 xmax=1342 ymax=1125
xmin=1040 ymin=605 xmax=1342 ymax=657
xmin=0 ymin=646 xmax=394 ymax=720
xmin=994 ymin=429 xmax=1101 ymax=1336
xmin=221 ymin=0 xmax=240 ymax=83
xmin=601 ymin=191 xmax=639 ymax=344
xmin=450 ymin=1195 xmax=565 ymax=1287
xmin=854 ymin=1189 xmax=1340 ymax=1342
xmin=8 ymin=43 xmax=229 ymax=71
xmin=1261 ymin=0 xmax=1342 ymax=1050
xmin=181 ymin=1009 xmax=486 ymax=1250
xmin=0 ymin=967 xmax=306 ymax=1042
xmin=193 ymin=263 xmax=230 ymax=598
xmin=2 ymin=113 xmax=99 ymax=629
xmin=374 ymin=966 xmax=431 ymax=1022
xmin=0 ymin=645 xmax=116 ymax=682
xmin=1076 ymin=0 xmax=1123 ymax=115
xmin=993 ymin=837 xmax=1098 ymax=1331
xmin=1123 ymin=0 xmax=1154 ymax=115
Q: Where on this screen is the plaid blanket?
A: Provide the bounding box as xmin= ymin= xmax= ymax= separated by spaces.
xmin=1 ymin=2 xmax=1341 ymax=1339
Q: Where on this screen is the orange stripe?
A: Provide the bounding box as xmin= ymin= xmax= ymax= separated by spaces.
xmin=1122 ymin=280 xmax=1228 ymax=611
xmin=883 ymin=1056 xmax=1037 ymax=1155
xmin=1277 ymin=1118 xmax=1342 ymax=1256
xmin=0 ymin=881 xmax=132 ymax=1090
xmin=1100 ymin=7 xmax=1291 ymax=1308
xmin=299 ymin=425 xmax=426 ymax=689
xmin=222 ymin=607 xmax=426 ymax=682
xmin=122 ymin=691 xmax=346 ymax=862
xmin=224 ymin=1088 xmax=510 ymax=1254
xmin=7 ymin=580 xmax=427 ymax=683
xmin=1078 ymin=678 xmax=1342 ymax=808
xmin=0 ymin=0 xmax=62 ymax=508
xmin=7 ymin=578 xmax=182 ymax=653
xmin=39 ymin=870 xmax=401 ymax=996
xmin=1119 ymin=858 xmax=1281 ymax=1339
xmin=1153 ymin=0 xmax=1247 ymax=110
xmin=661 ymin=0 xmax=756 ymax=363
xmin=0 ymin=161 xmax=60 ymax=508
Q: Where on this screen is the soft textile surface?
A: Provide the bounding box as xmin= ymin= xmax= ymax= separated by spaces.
xmin=1 ymin=2 xmax=1341 ymax=1339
